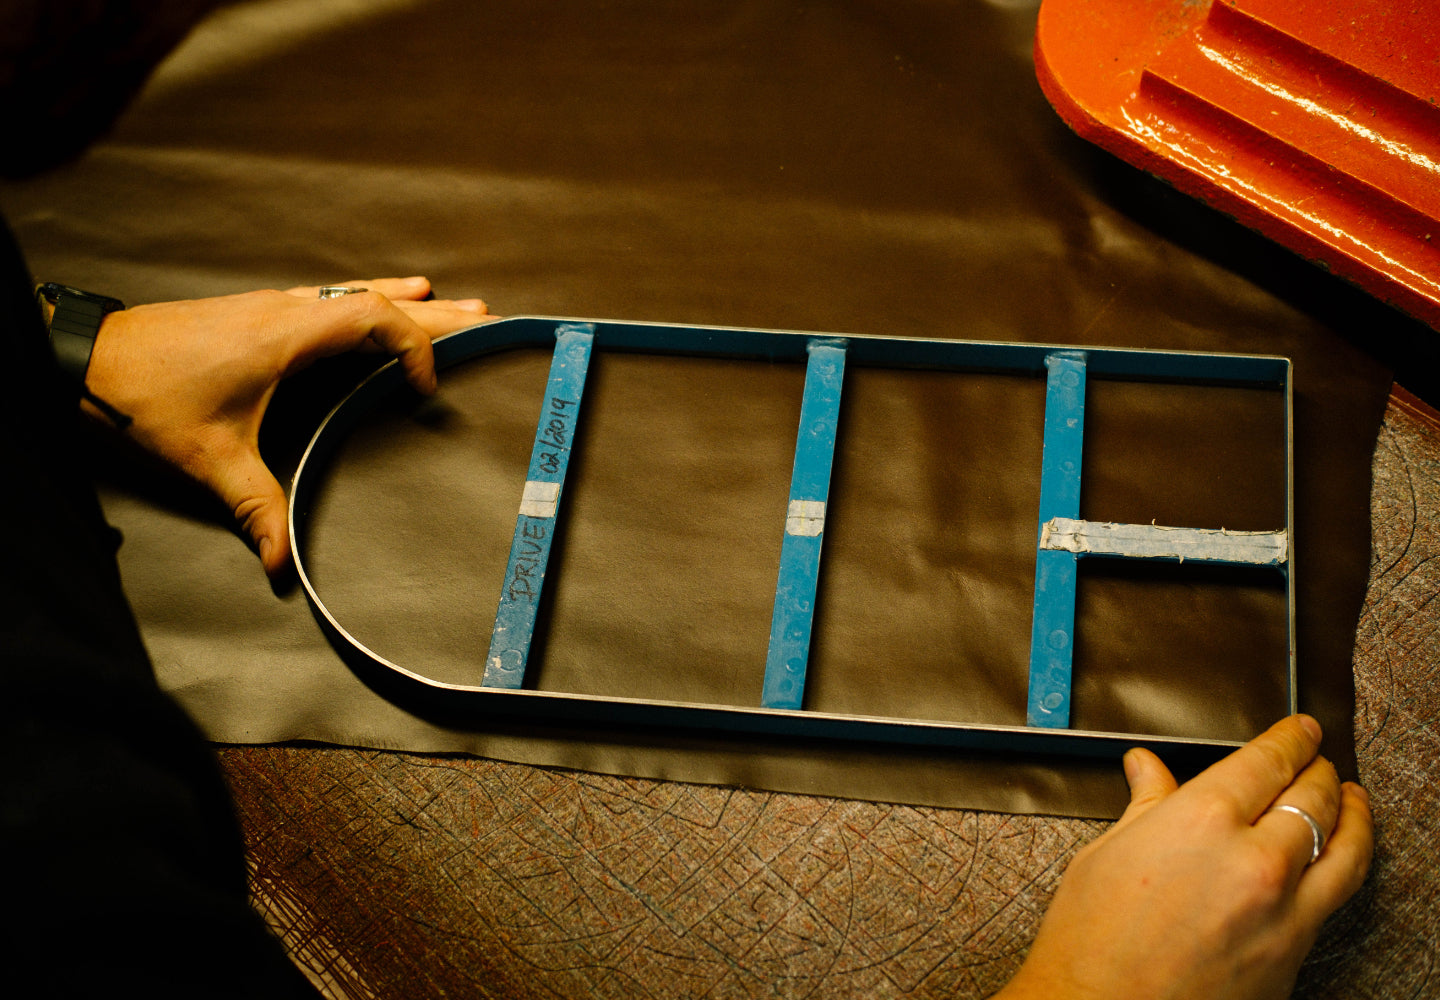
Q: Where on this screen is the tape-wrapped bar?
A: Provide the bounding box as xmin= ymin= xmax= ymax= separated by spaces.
xmin=483 ymin=324 xmax=596 ymax=688
xmin=1027 ymin=351 xmax=1088 ymax=728
xmin=1040 ymin=518 xmax=1288 ymax=567
xmin=762 ymin=339 xmax=847 ymax=710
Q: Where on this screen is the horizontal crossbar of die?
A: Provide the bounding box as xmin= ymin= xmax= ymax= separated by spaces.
xmin=1040 ymin=518 xmax=1288 ymax=567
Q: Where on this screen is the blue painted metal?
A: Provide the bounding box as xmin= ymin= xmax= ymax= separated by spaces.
xmin=411 ymin=316 xmax=1290 ymax=385
xmin=482 ymin=323 xmax=595 ymax=688
xmin=289 ymin=316 xmax=1298 ymax=764
xmin=762 ymin=339 xmax=848 ymax=710
xmin=1027 ymin=352 xmax=1088 ymax=728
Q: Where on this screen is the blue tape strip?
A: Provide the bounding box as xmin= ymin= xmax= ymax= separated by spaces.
xmin=1027 ymin=351 xmax=1087 ymax=728
xmin=483 ymin=324 xmax=595 ymax=688
xmin=762 ymin=340 xmax=847 ymax=710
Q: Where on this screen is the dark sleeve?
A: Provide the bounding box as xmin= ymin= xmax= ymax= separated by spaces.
xmin=0 ymin=217 xmax=321 ymax=998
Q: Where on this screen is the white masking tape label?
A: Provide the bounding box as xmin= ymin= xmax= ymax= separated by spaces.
xmin=786 ymin=499 xmax=827 ymax=537
xmin=519 ymin=480 xmax=562 ymax=519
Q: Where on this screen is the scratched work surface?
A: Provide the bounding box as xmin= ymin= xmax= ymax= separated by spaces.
xmin=216 ymin=392 xmax=1440 ymax=999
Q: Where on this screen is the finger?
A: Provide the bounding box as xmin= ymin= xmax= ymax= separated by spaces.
xmin=283 ymin=276 xmax=434 ymax=301
xmin=311 ymin=291 xmax=439 ymax=395
xmin=1186 ymin=715 xmax=1324 ymax=820
xmin=1110 ymin=747 xmax=1180 ymax=832
xmin=1254 ymin=754 xmax=1344 ymax=872
xmin=209 ymin=447 xmax=293 ymax=578
xmin=1294 ymin=782 xmax=1374 ymax=918
xmin=394 ymin=297 xmax=492 ymax=338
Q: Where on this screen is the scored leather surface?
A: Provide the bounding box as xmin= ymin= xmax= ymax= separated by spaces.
xmin=0 ymin=0 xmax=1404 ymax=816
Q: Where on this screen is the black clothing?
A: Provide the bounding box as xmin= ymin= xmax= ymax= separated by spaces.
xmin=0 ymin=217 xmax=319 ymax=997
xmin=0 ymin=2 xmax=223 ymax=178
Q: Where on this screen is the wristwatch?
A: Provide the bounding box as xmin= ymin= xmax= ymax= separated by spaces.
xmin=35 ymin=282 xmax=132 ymax=427
xmin=36 ymin=282 xmax=125 ymax=384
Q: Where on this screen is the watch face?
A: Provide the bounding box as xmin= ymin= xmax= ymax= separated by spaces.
xmin=37 ymin=282 xmax=123 ymax=314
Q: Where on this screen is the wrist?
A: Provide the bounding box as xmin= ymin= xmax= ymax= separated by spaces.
xmin=35 ymin=282 xmax=132 ymax=429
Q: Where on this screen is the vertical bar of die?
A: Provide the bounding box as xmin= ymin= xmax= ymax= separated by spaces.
xmin=1026 ymin=351 xmax=1087 ymax=727
xmin=762 ymin=339 xmax=847 ymax=710
xmin=483 ymin=323 xmax=595 ymax=688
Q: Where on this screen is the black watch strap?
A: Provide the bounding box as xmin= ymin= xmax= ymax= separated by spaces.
xmin=38 ymin=282 xmax=125 ymax=382
xmin=36 ymin=282 xmax=131 ymax=428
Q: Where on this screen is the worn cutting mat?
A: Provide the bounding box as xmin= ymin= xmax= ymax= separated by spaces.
xmin=218 ymin=391 xmax=1440 ymax=998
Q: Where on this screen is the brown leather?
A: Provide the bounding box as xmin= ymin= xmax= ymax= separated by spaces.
xmin=1 ymin=0 xmax=1397 ymax=817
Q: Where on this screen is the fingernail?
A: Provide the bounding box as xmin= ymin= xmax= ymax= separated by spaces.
xmin=1298 ymin=714 xmax=1323 ymax=743
xmin=1122 ymin=748 xmax=1142 ymax=785
xmin=456 ymin=298 xmax=487 ymax=312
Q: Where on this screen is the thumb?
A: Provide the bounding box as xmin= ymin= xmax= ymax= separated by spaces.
xmin=213 ymin=450 xmax=292 ymax=578
xmin=1111 ymin=747 xmax=1180 ymax=831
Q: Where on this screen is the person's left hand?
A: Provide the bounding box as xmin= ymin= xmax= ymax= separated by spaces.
xmin=994 ymin=715 xmax=1372 ymax=1000
xmin=84 ymin=276 xmax=491 ymax=578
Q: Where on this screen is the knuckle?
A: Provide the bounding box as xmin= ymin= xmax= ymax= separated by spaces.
xmin=351 ymin=288 xmax=391 ymax=311
xmin=1251 ymin=736 xmax=1301 ymax=787
xmin=347 ymin=291 xmax=411 ymax=335
xmin=1313 ymin=776 xmax=1343 ymax=822
xmin=1236 ymin=842 xmax=1291 ymax=905
xmin=1191 ymin=794 xmax=1243 ymax=837
xmin=232 ymin=497 xmax=268 ymax=535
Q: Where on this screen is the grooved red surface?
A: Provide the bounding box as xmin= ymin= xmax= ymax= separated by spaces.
xmin=1036 ymin=0 xmax=1440 ymax=330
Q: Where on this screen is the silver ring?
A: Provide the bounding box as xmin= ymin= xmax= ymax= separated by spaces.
xmin=318 ymin=285 xmax=367 ymax=299
xmin=1269 ymin=804 xmax=1326 ymax=864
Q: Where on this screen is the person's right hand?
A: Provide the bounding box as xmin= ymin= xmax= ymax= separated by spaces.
xmin=995 ymin=714 xmax=1373 ymax=1000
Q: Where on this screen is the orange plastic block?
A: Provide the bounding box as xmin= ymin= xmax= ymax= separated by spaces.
xmin=1036 ymin=0 xmax=1440 ymax=330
